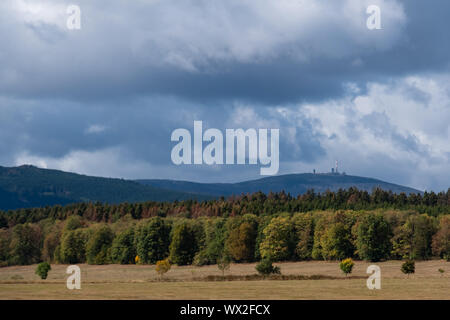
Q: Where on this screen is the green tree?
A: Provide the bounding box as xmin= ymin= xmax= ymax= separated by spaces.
xmin=169 ymin=221 xmax=197 ymax=265
xmin=356 ymin=213 xmax=392 ymax=261
xmin=135 ymin=217 xmax=171 ymax=264
xmin=321 ymin=222 xmax=354 ymax=260
xmin=63 ymin=215 xmax=83 ymax=232
xmin=110 ymin=227 xmax=136 ymax=264
xmin=86 ymin=225 xmax=114 ymax=264
xmin=313 ymin=212 xmax=356 ymax=260
xmin=392 ymin=214 xmax=436 ymax=260
xmin=194 ymin=218 xmax=227 ymax=266
xmin=35 ymin=262 xmax=51 ymax=280
xmin=59 ymin=229 xmax=90 ymax=264
xmin=259 ymin=216 xmax=294 ymax=261
xmin=0 ymin=229 xmax=11 ymax=265
xmin=10 ymin=224 xmax=42 ymax=265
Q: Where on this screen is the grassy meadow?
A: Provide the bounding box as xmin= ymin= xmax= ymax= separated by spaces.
xmin=0 ymin=260 xmax=448 ymax=300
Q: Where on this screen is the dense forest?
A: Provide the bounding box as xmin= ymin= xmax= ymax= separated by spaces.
xmin=0 ymin=188 xmax=449 ymax=267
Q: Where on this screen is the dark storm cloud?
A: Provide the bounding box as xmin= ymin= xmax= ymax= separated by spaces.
xmin=0 ymin=0 xmax=449 ymax=191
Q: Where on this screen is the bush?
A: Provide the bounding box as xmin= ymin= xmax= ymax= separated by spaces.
xmin=401 ymin=260 xmax=415 ymax=276
xmin=255 ymin=258 xmax=280 ymax=276
xmin=35 ymin=262 xmax=51 ymax=280
xmin=155 ymin=259 xmax=171 ymax=279
xmin=339 ymin=258 xmax=354 ymax=276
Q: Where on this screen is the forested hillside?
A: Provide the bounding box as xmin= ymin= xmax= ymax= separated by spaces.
xmin=0 ymin=165 xmax=211 ymax=210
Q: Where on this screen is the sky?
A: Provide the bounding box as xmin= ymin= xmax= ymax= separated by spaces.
xmin=0 ymin=0 xmax=449 ymax=191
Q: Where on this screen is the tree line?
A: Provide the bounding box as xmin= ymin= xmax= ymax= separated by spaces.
xmin=0 ymin=208 xmax=448 ymax=267
xmin=1 ymin=188 xmax=449 ymax=229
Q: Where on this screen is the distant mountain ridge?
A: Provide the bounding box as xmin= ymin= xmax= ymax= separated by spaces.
xmin=137 ymin=173 xmax=422 ymax=197
xmin=0 ymin=165 xmax=211 ymax=211
xmin=0 ymin=165 xmax=422 ymax=211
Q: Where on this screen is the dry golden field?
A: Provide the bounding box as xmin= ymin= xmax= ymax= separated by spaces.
xmin=0 ymin=260 xmax=448 ymax=299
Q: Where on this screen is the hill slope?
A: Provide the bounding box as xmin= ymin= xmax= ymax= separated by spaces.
xmin=137 ymin=173 xmax=422 ymax=197
xmin=0 ymin=165 xmax=211 ymax=211
xmin=0 ymin=165 xmax=422 ymax=211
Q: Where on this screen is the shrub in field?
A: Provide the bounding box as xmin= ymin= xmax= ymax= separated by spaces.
xmin=438 ymin=268 xmax=445 ymax=276
xmin=217 ymin=255 xmax=231 ymax=276
xmin=339 ymin=258 xmax=354 ymax=276
xmin=401 ymin=260 xmax=415 ymax=276
xmin=255 ymin=258 xmax=280 ymax=276
xmin=155 ymin=259 xmax=171 ymax=279
xmin=35 ymin=262 xmax=51 ymax=280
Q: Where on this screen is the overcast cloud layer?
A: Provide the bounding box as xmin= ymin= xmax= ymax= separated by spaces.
xmin=1 ymin=0 xmax=449 ymax=191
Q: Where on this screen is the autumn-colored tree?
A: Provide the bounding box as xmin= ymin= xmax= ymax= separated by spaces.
xmin=339 ymin=258 xmax=354 ymax=276
xmin=155 ymin=259 xmax=171 ymax=279
xmin=225 ymin=221 xmax=257 ymax=262
xmin=292 ymin=213 xmax=314 ymax=260
xmin=432 ymin=215 xmax=450 ymax=261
